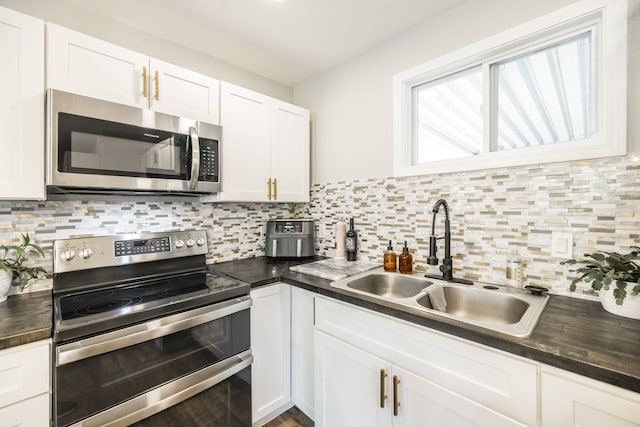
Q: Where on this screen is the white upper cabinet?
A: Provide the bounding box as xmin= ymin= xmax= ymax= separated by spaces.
xmin=271 ymin=101 xmax=311 ymax=202
xmin=219 ymin=81 xmax=310 ymax=203
xmin=149 ymin=58 xmax=219 ymax=123
xmin=0 ymin=6 xmax=45 ymax=200
xmin=46 ymin=23 xmax=147 ymax=109
xmin=46 ymin=23 xmax=220 ymax=124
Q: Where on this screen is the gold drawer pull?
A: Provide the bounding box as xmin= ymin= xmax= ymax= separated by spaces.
xmin=267 ymin=178 xmax=272 ymax=200
xmin=154 ymin=70 xmax=160 ymax=100
xmin=380 ymin=369 xmax=388 ymax=408
xmin=393 ymin=375 xmax=400 ymax=416
xmin=273 ymin=178 xmax=277 ymax=200
xmin=142 ymin=66 xmax=148 ymax=98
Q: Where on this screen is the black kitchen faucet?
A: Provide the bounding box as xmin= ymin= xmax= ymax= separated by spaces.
xmin=426 ymin=199 xmax=473 ymax=284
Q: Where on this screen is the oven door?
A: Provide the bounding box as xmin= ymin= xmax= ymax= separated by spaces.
xmin=54 ymin=296 xmax=251 ymax=427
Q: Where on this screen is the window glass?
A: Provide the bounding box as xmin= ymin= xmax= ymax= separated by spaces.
xmin=413 ymin=66 xmax=482 ymax=163
xmin=492 ymin=32 xmax=592 ymax=151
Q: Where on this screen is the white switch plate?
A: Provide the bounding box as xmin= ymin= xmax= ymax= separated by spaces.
xmin=551 ymin=232 xmax=573 ymax=259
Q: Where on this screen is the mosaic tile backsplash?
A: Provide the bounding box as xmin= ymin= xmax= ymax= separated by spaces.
xmin=1 ymin=154 xmax=638 ymax=300
xmin=311 ymin=154 xmax=640 ymax=299
xmin=0 ymin=200 xmax=307 ymax=295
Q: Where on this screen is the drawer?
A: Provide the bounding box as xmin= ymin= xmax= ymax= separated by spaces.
xmin=0 ymin=340 xmax=50 ymax=408
xmin=315 ymin=296 xmax=538 ymax=426
xmin=0 ymin=393 xmax=50 ymax=426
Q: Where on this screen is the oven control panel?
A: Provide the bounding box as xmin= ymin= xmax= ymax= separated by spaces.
xmin=114 ymin=237 xmax=171 ymax=257
xmin=53 ymin=230 xmax=209 ymax=273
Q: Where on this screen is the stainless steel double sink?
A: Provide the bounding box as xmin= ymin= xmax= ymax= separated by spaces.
xmin=330 ymin=270 xmax=549 ymax=337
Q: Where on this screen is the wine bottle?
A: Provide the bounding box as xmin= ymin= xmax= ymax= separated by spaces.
xmin=345 ymin=218 xmax=358 ymax=261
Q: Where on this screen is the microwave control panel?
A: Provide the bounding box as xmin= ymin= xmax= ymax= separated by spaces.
xmin=199 ymin=139 xmax=219 ymax=181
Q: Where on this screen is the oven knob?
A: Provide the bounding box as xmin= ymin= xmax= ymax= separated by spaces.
xmin=186 ymin=239 xmax=196 ymax=247
xmin=79 ymin=247 xmax=93 ymax=259
xmin=174 ymin=239 xmax=185 ymax=249
xmin=60 ymin=249 xmax=75 ymax=261
xmin=196 ymin=238 xmax=205 ymax=246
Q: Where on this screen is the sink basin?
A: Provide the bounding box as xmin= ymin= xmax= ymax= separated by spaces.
xmin=330 ymin=270 xmax=549 ymax=337
xmin=416 ymin=286 xmax=529 ymax=325
xmin=345 ymin=273 xmax=432 ymax=298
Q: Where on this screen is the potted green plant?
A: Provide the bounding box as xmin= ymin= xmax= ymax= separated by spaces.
xmin=561 ymin=247 xmax=640 ymax=320
xmin=0 ymin=233 xmax=50 ymax=302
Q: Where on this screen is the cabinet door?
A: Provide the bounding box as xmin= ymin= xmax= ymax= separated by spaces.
xmin=0 ymin=340 xmax=50 ymax=408
xmin=46 ymin=23 xmax=148 ymax=108
xmin=315 ymin=331 xmax=392 ymax=427
xmin=315 ymin=296 xmax=538 ymax=426
xmin=291 ymin=287 xmax=315 ymax=420
xmin=149 ymin=58 xmax=220 ymax=124
xmin=541 ymin=366 xmax=640 ymax=427
xmin=393 ymin=366 xmax=526 ymax=427
xmin=251 ymin=283 xmax=292 ymax=423
xmin=0 ymin=6 xmax=44 ymax=200
xmin=219 ymin=82 xmax=271 ymax=201
xmin=270 ymin=101 xmax=310 ymax=202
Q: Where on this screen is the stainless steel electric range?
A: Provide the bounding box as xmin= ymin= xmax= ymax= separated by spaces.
xmin=52 ymin=230 xmax=252 ymax=427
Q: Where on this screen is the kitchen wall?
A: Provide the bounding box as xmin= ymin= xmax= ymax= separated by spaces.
xmin=1 ymin=200 xmax=308 ymax=295
xmin=296 ymin=0 xmax=640 ymax=297
xmin=0 ymin=0 xmax=293 ymax=102
xmin=295 ymin=0 xmax=640 ymax=184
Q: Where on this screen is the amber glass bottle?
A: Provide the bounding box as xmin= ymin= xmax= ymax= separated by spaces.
xmin=398 ymin=241 xmax=413 ymax=274
xmin=383 ymin=240 xmax=397 ymax=272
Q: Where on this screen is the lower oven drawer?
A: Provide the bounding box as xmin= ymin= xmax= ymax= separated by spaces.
xmin=54 ymin=296 xmax=251 ymax=426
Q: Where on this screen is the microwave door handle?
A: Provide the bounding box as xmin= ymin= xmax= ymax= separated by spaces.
xmin=188 ymin=126 xmax=200 ymax=191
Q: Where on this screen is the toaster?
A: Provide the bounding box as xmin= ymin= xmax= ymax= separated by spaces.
xmin=265 ymin=219 xmax=315 ymax=258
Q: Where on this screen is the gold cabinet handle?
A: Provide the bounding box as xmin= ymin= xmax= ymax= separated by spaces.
xmin=380 ymin=369 xmax=388 ymax=408
xmin=272 ymin=178 xmax=277 ymax=200
xmin=393 ymin=375 xmax=400 ymax=416
xmin=267 ymin=178 xmax=272 ymax=200
xmin=154 ymin=70 xmax=160 ymax=100
xmin=142 ymin=66 xmax=148 ymax=98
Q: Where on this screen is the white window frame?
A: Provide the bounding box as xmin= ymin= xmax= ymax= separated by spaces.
xmin=393 ymin=0 xmax=627 ymax=177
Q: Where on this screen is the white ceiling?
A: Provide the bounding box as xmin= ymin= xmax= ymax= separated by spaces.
xmin=64 ymin=0 xmax=467 ymax=86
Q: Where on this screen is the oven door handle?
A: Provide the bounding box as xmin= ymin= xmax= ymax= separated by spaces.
xmin=56 ymin=295 xmax=251 ymax=367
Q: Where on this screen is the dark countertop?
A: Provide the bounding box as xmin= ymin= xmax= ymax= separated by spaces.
xmin=0 ymin=290 xmax=52 ymax=350
xmin=211 ymin=256 xmax=640 ymax=394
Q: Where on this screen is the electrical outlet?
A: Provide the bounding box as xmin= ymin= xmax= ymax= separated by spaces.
xmin=551 ymin=232 xmax=573 ymax=259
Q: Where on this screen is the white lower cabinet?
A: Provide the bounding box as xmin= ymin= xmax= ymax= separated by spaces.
xmin=541 ymin=365 xmax=640 ymax=427
xmin=314 ymin=296 xmax=536 ymax=427
xmin=0 ymin=340 xmax=51 ymax=426
xmin=316 ymin=331 xmax=391 ymax=427
xmin=291 ymin=286 xmax=315 ymax=420
xmin=251 ymin=283 xmax=292 ymax=425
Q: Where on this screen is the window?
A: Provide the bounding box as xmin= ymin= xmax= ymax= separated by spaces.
xmin=393 ymin=0 xmax=627 ymax=177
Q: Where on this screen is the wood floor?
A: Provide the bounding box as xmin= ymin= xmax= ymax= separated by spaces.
xmin=263 ymin=406 xmax=314 ymax=427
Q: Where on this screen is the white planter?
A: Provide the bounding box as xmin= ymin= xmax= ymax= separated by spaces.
xmin=0 ymin=270 xmax=12 ymax=303
xmin=599 ymin=284 xmax=640 ymax=320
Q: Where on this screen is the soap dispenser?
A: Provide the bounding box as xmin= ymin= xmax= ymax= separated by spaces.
xmin=398 ymin=241 xmax=413 ymax=274
xmin=384 ymin=240 xmax=397 ymax=272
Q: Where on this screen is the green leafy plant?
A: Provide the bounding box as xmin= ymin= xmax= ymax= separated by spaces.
xmin=561 ymin=247 xmax=640 ymax=305
xmin=0 ymin=233 xmax=50 ymax=291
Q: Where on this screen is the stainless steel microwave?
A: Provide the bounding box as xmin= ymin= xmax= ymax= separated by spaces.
xmin=46 ymin=89 xmax=221 ymax=197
